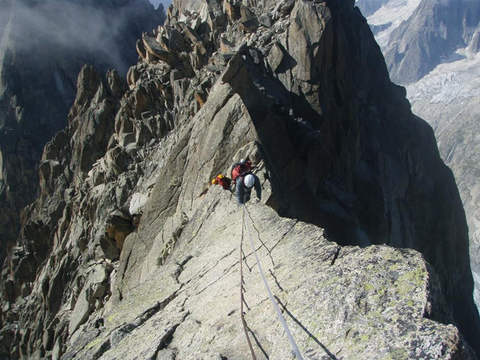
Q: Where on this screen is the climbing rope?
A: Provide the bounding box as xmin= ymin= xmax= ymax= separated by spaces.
xmin=240 ymin=206 xmax=257 ymax=360
xmin=242 ymin=205 xmax=304 ymax=360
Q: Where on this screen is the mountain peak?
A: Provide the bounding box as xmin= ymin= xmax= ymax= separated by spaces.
xmin=382 ymin=0 xmax=480 ymax=84
xmin=1 ymin=0 xmax=479 ymax=358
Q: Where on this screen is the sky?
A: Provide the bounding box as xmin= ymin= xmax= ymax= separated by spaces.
xmin=150 ymin=0 xmax=172 ymax=8
xmin=0 ymin=0 xmax=167 ymax=77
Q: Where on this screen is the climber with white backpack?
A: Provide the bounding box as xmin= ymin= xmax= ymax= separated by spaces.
xmin=231 ymin=159 xmax=261 ymax=205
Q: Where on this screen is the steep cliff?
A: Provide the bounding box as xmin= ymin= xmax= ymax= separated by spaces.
xmin=357 ymin=0 xmax=480 ymax=310
xmin=406 ymin=53 xmax=480 ymax=310
xmin=0 ymin=0 xmax=165 ymax=263
xmin=1 ymin=0 xmax=479 ymax=359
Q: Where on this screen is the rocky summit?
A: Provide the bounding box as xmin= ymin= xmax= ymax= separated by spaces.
xmin=1 ymin=0 xmax=480 ymax=359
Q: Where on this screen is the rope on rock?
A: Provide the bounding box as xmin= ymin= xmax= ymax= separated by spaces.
xmin=240 ymin=205 xmax=257 ymax=360
xmin=242 ymin=205 xmax=304 ymax=360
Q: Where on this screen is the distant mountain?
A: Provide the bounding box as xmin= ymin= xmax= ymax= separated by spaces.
xmin=0 ymin=0 xmax=165 ymax=263
xmin=381 ymin=0 xmax=480 ymax=85
xmin=355 ymin=0 xmax=390 ymax=17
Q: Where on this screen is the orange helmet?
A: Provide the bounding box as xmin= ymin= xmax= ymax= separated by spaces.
xmin=211 ymin=178 xmax=219 ymax=185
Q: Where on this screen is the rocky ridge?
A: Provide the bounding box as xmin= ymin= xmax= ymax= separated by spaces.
xmin=0 ymin=0 xmax=165 ymax=263
xmin=1 ymin=0 xmax=479 ymax=359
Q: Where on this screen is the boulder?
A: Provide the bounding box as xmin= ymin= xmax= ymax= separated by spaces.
xmin=241 ymin=18 xmax=259 ymax=32
xmin=68 ymin=264 xmax=109 ymax=335
xmin=258 ymin=14 xmax=273 ymax=28
xmin=275 ymin=0 xmax=295 ymax=15
xmin=167 ymin=28 xmax=188 ymax=52
xmin=224 ymin=0 xmax=240 ymax=23
xmin=177 ymin=22 xmax=202 ymax=44
xmin=136 ymin=39 xmax=147 ymax=60
xmin=68 ymin=288 xmax=93 ymax=336
xmin=133 ymin=86 xmax=152 ymax=115
xmin=267 ymin=42 xmax=285 ymax=73
xmin=240 ymin=5 xmax=256 ymax=22
xmin=100 ymin=236 xmax=120 ymax=261
xmin=129 ymin=193 xmax=149 ymax=216
xmin=143 ymin=35 xmax=179 ymax=64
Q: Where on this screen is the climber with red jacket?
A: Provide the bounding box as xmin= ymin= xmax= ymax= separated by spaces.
xmin=231 ymin=159 xmax=261 ymax=205
xmin=211 ymin=174 xmax=232 ymax=190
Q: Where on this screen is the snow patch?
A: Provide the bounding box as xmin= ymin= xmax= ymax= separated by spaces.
xmin=406 ymin=50 xmax=480 ymax=105
xmin=366 ymin=0 xmax=421 ymax=48
xmin=474 ymin=267 xmax=480 ymax=309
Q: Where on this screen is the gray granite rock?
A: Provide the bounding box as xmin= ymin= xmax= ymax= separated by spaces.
xmin=0 ymin=0 xmax=166 ymax=265
xmin=1 ymin=0 xmax=479 ymax=358
xmin=65 ymin=201 xmax=475 ymax=359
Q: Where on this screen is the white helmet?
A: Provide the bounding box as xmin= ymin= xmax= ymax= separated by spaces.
xmin=244 ymin=174 xmax=255 ymax=188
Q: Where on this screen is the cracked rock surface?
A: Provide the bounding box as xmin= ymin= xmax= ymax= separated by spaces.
xmin=64 ymin=199 xmax=473 ymax=360
xmin=1 ymin=0 xmax=479 ymax=358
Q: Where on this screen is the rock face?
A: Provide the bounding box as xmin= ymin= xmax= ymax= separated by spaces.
xmin=358 ymin=0 xmax=480 ymax=311
xmin=63 ymin=202 xmax=474 ymax=360
xmin=355 ymin=0 xmax=390 ymax=17
xmin=406 ymin=58 xmax=480 ymax=311
xmin=0 ymin=0 xmax=165 ymax=264
xmin=1 ymin=0 xmax=479 ymax=359
xmin=382 ymin=0 xmax=480 ymax=84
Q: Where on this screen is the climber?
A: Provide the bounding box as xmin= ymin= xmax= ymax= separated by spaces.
xmin=211 ymin=174 xmax=231 ymax=190
xmin=231 ymin=158 xmax=253 ymax=185
xmin=236 ymin=173 xmax=261 ymax=205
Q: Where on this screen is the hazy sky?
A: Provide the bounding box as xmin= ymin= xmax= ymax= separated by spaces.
xmin=3 ymin=0 xmax=165 ymax=76
xmin=150 ymin=0 xmax=172 ymax=8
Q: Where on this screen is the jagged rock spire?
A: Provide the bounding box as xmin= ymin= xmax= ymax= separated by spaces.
xmin=0 ymin=0 xmax=166 ymax=266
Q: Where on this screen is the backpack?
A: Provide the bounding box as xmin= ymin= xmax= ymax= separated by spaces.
xmin=231 ymin=161 xmax=252 ymax=182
